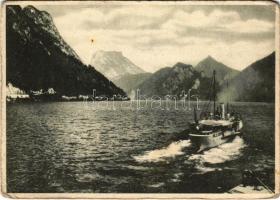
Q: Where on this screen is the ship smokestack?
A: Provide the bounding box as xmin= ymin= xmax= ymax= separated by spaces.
xmin=221 ymin=103 xmax=225 ymax=119
xmin=194 ymin=107 xmax=198 ymax=123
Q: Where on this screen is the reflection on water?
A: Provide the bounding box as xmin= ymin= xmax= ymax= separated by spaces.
xmin=7 ymin=101 xmax=275 ymax=193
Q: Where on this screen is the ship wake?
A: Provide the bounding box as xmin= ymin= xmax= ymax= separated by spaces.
xmin=134 ymin=140 xmax=191 ymax=163
xmin=188 ymin=136 xmax=246 ymax=173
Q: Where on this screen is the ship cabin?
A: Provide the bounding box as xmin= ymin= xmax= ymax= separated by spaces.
xmin=189 ymin=102 xmax=241 ymax=135
xmin=189 ymin=119 xmax=234 ymax=135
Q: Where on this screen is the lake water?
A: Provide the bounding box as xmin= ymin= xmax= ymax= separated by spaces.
xmin=7 ymin=101 xmax=275 ymax=193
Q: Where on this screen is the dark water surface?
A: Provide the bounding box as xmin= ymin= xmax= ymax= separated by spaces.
xmin=7 ymin=101 xmax=275 ymax=193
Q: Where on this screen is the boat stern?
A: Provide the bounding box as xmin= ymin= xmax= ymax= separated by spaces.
xmin=189 ymin=133 xmax=213 ymax=152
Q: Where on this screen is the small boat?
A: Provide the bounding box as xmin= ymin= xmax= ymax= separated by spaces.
xmin=189 ymin=70 xmax=243 ymax=152
xmin=228 ymin=170 xmax=274 ymax=194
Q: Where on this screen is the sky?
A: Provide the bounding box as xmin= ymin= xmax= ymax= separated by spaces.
xmin=36 ymin=2 xmax=276 ymax=72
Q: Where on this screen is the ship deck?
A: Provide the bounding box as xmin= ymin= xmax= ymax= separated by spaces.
xmin=228 ymin=185 xmax=273 ymax=194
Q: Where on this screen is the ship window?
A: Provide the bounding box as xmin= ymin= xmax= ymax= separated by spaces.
xmin=199 ymin=125 xmax=213 ymax=131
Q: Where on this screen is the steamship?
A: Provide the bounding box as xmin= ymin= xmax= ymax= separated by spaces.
xmin=189 ymin=70 xmax=243 ymax=152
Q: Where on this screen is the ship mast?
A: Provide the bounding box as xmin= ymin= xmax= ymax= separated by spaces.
xmin=226 ymin=80 xmax=229 ymax=114
xmin=213 ymin=70 xmax=216 ymax=116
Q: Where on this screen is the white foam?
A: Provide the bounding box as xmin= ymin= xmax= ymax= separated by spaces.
xmin=125 ymin=165 xmax=150 ymax=171
xmin=134 ymin=140 xmax=191 ymax=163
xmin=170 ymin=172 xmax=184 ymax=182
xmin=148 ymin=182 xmax=165 ymax=188
xmin=194 ymin=165 xmax=218 ymax=173
xmin=188 ymin=136 xmax=246 ymax=173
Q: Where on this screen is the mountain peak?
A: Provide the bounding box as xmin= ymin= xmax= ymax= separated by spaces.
xmin=23 ymin=5 xmax=38 ymax=14
xmin=23 ymin=5 xmax=52 ymax=25
xmin=91 ymin=50 xmax=145 ymax=79
xmin=218 ymin=52 xmax=275 ymax=102
xmin=6 ymin=5 xmax=125 ymax=97
xmin=196 ymin=56 xmax=239 ymax=84
xmin=173 ymin=62 xmax=193 ymax=69
xmin=12 ymin=5 xmax=80 ymax=61
xmin=204 ymin=55 xmax=217 ymax=62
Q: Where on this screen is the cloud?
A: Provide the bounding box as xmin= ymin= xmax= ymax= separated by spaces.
xmin=224 ymin=19 xmax=274 ymax=33
xmin=54 ymin=5 xmax=172 ymax=31
xmin=162 ymin=9 xmax=240 ymax=29
xmin=162 ymin=9 xmax=274 ymax=37
xmin=35 ymin=4 xmax=275 ymax=72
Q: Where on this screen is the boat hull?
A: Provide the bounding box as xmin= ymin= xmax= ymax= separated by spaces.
xmin=189 ymin=130 xmax=241 ymax=152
